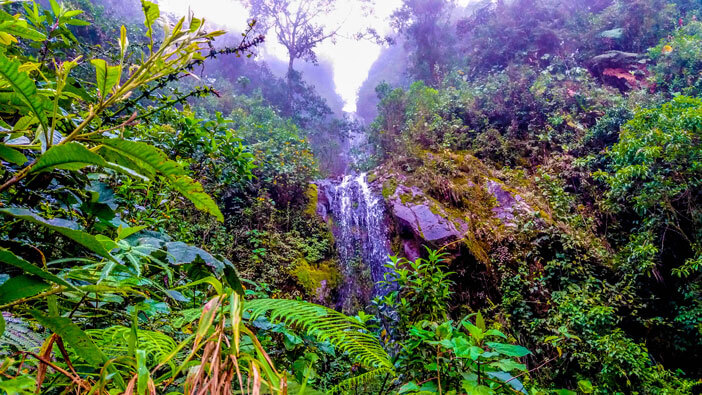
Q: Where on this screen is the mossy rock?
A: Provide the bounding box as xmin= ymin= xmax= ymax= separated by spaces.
xmin=382 ymin=179 xmax=398 ymax=199
xmin=291 ymin=258 xmax=341 ymax=299
xmin=305 ymin=183 xmax=318 ymax=216
xmin=367 ymin=171 xmax=378 ymax=184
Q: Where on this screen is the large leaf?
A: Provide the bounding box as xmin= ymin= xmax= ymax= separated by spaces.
xmin=141 ymin=0 xmax=160 ymax=42
xmin=0 ymin=144 xmax=27 ymax=165
xmin=0 ymin=275 xmax=50 ymax=304
xmin=0 ymin=53 xmax=49 ymax=132
xmin=99 ymin=139 xmax=223 ymax=221
xmin=486 ymin=342 xmax=531 ymax=358
xmin=0 ymin=248 xmax=76 ymax=290
xmin=31 ymin=142 xmax=107 ymax=173
xmin=90 ymin=59 xmax=121 ymax=100
xmin=171 ymin=176 xmax=224 ymax=221
xmin=99 ymin=138 xmax=182 ymax=178
xmin=485 ymin=371 xmax=527 ymax=394
xmin=0 ymin=208 xmax=116 ymax=261
xmin=164 ymin=241 xmax=224 ymax=270
xmin=0 ymin=18 xmax=47 ymax=42
xmin=136 ymin=349 xmax=150 ymax=394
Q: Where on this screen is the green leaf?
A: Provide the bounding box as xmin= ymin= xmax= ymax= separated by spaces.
xmin=31 ymin=142 xmax=107 ymax=173
xmin=223 ymin=265 xmax=245 ymax=295
xmin=0 ymin=248 xmax=76 ymax=290
xmin=99 ymin=139 xmax=223 ymax=221
xmin=64 ymin=18 xmax=90 ymax=26
xmin=63 ymin=10 xmax=84 ymax=18
xmin=0 ymin=208 xmax=117 ymax=262
xmin=398 ymin=381 xmax=420 ymax=394
xmin=141 ymin=0 xmax=160 ymax=41
xmin=119 ymin=25 xmax=129 ymax=58
xmin=116 ymin=225 xmax=147 ymax=241
xmin=489 ymin=358 xmax=526 ymax=372
xmin=49 ymin=0 xmax=60 ymax=16
xmin=0 ymin=275 xmax=50 ymax=304
xmin=0 ymin=19 xmax=46 ymax=41
xmin=99 ymin=138 xmax=182 ymax=179
xmin=0 ymin=145 xmax=27 ymax=165
xmin=171 ymin=175 xmax=223 ymax=221
xmin=0 ymin=375 xmax=35 ymax=394
xmin=164 ymin=241 xmax=224 ymax=270
xmin=578 ymin=379 xmax=594 ymax=393
xmin=461 ymin=381 xmax=495 ymax=395
xmin=0 ymin=312 xmax=4 ymax=337
xmin=0 ymin=53 xmax=49 ymax=132
xmin=486 ymin=371 xmax=526 ymax=393
xmin=484 ymin=329 xmax=508 ymax=339
xmin=90 ymin=59 xmax=121 ymax=100
xmin=247 ymin=299 xmax=393 ymax=370
xmin=462 ymin=321 xmax=484 ymax=342
xmin=486 ymin=342 xmax=531 ymax=357
xmin=136 ymin=349 xmax=149 ymax=394
xmin=475 ymin=310 xmax=485 ymax=331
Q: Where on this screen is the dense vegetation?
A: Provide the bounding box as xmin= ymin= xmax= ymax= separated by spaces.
xmin=0 ymin=0 xmax=701 ymax=394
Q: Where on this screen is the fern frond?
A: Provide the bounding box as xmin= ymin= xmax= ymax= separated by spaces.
xmin=246 ymin=299 xmax=393 ymax=370
xmin=328 ymin=368 xmax=395 ymax=395
xmin=85 ymin=326 xmax=176 ymax=366
xmin=0 ymin=312 xmax=44 ymax=353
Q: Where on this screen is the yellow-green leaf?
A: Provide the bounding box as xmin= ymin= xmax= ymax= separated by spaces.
xmin=0 ymin=53 xmax=49 ymax=131
xmin=31 ymin=142 xmax=107 ymax=173
xmin=141 ymin=0 xmax=160 ymax=42
xmin=90 ymin=59 xmax=121 ymax=100
xmin=172 ymin=175 xmax=224 ymax=222
xmin=0 ymin=145 xmax=27 ymax=165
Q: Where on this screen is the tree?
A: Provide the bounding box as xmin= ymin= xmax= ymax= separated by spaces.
xmin=391 ymin=0 xmax=456 ymax=85
xmin=244 ymin=0 xmax=341 ymax=85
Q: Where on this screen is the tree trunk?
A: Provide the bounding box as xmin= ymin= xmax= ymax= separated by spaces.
xmin=286 ymin=55 xmax=295 ymax=113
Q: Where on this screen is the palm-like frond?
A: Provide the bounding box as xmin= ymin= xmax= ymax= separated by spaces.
xmin=328 ymin=367 xmax=395 ymax=395
xmin=86 ymin=326 xmax=176 ymax=366
xmin=246 ymin=299 xmax=393 ymax=370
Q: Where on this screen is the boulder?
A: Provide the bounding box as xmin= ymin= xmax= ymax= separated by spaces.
xmin=391 ymin=200 xmax=464 ymax=244
xmin=486 ymin=180 xmax=531 ymax=227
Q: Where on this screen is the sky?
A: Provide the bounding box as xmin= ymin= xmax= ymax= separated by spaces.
xmin=157 ymin=0 xmax=470 ymax=113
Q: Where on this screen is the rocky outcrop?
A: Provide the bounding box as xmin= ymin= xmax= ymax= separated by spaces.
xmin=588 ymin=50 xmax=649 ymax=91
xmin=486 ymin=180 xmax=532 ymax=227
xmin=370 ymin=152 xmax=540 ymax=264
xmin=391 ymin=195 xmax=467 ymax=244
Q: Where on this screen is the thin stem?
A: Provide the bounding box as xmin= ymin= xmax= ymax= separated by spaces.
xmin=0 ymin=286 xmax=66 ymax=310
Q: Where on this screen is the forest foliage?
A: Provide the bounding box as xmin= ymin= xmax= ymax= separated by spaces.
xmin=0 ymin=0 xmax=701 ymax=394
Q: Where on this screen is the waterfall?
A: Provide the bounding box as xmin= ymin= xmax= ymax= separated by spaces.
xmin=316 ymin=173 xmax=392 ymax=312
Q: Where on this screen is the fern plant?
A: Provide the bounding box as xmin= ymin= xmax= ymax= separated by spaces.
xmin=247 ymin=298 xmax=394 ymax=371
xmin=85 ymin=326 xmax=176 ymax=367
xmin=328 ymin=367 xmax=395 ymax=395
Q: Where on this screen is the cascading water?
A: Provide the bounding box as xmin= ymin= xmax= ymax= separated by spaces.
xmin=316 ymin=172 xmax=393 ymax=312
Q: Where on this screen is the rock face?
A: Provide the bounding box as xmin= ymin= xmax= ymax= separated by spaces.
xmin=486 ymin=180 xmax=531 ymax=227
xmin=370 ymin=153 xmax=538 ymax=264
xmin=390 ymin=188 xmax=467 ymax=245
xmin=588 ymin=50 xmax=649 ymax=91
